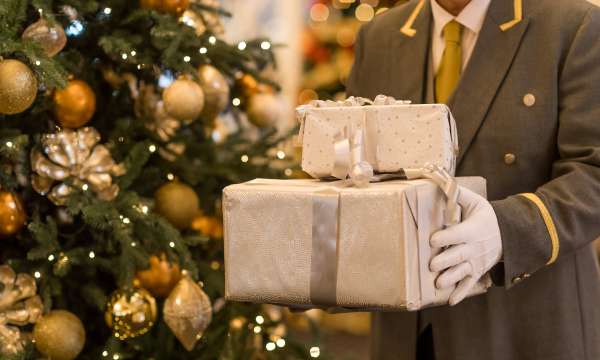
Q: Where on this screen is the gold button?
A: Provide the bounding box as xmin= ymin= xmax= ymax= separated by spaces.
xmin=512 ymin=276 xmax=523 ymax=284
xmin=504 ymin=153 xmax=516 ymax=165
xmin=523 ymin=93 xmax=536 ymax=107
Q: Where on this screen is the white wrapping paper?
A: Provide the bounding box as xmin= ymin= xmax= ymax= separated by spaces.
xmin=297 ymin=98 xmax=458 ymax=179
xmin=223 ymin=177 xmax=488 ymax=311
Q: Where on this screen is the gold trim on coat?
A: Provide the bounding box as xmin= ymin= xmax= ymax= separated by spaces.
xmin=400 ymin=0 xmax=426 ymax=37
xmin=518 ymin=193 xmax=560 ymax=265
xmin=499 ymin=0 xmax=523 ymax=31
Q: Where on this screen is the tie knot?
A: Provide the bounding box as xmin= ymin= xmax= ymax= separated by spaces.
xmin=444 ymin=20 xmax=463 ymax=44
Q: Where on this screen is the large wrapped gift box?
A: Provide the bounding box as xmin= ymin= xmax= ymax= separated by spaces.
xmin=223 ymin=177 xmax=489 ymax=311
xmin=297 ymin=99 xmax=459 ymax=179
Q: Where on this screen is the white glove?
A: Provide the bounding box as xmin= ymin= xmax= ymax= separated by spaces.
xmin=429 ymin=186 xmax=503 ymax=306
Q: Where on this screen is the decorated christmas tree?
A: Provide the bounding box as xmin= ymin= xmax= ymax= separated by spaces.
xmin=0 ymin=0 xmax=315 ymax=358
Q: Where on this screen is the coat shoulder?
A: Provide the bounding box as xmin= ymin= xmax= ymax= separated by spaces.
xmin=526 ymin=0 xmax=599 ymax=28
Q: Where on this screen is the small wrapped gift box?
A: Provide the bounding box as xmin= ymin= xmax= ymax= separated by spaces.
xmin=296 ymin=96 xmax=458 ymax=179
xmin=223 ymin=177 xmax=489 ymax=311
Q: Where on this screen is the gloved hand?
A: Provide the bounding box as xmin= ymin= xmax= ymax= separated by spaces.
xmin=429 ymin=186 xmax=503 ymax=306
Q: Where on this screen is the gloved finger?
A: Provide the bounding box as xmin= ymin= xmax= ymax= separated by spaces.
xmin=430 ymin=220 xmax=473 ymax=248
xmin=449 ymin=276 xmax=478 ymax=306
xmin=430 ymin=244 xmax=470 ymax=272
xmin=435 ymin=262 xmax=473 ymax=289
xmin=456 ymin=186 xmax=485 ymax=214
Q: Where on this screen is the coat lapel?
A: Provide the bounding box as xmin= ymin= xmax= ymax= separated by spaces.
xmin=449 ymin=1 xmax=530 ymax=164
xmin=389 ymin=0 xmax=432 ymax=103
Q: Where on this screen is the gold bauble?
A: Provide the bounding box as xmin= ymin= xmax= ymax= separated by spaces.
xmin=33 ymin=310 xmax=85 ymax=360
xmin=0 ymin=190 xmax=26 ymax=237
xmin=154 ymin=181 xmax=199 ymax=229
xmin=197 ymin=65 xmax=229 ymax=121
xmin=22 ymin=18 xmax=67 ymax=57
xmin=160 ymin=0 xmax=190 ymax=15
xmin=0 ymin=59 xmax=38 ymax=115
xmin=135 ymin=254 xmax=182 ymax=298
xmin=53 ymin=79 xmax=96 ymax=128
xmin=191 ymin=215 xmax=223 ymax=238
xmin=164 ymin=277 xmax=212 ymax=351
xmin=238 ymin=74 xmax=258 ymax=98
xmin=105 ymin=288 xmax=157 ymax=340
xmin=163 ymin=78 xmax=205 ymax=123
xmin=246 ymin=93 xmax=283 ymax=128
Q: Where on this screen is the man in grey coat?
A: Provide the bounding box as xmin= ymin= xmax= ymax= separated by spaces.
xmin=346 ymin=0 xmax=600 ymax=359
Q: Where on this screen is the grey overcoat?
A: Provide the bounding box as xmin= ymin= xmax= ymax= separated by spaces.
xmin=346 ymin=0 xmax=600 ymax=359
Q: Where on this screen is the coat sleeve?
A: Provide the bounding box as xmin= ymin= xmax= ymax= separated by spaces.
xmin=491 ymin=6 xmax=600 ymax=289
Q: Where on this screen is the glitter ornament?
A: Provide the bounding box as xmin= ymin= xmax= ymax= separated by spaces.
xmin=162 ymin=78 xmax=205 ymax=123
xmin=33 ymin=310 xmax=85 ymax=360
xmin=164 ymin=276 xmax=212 ymax=351
xmin=0 ymin=59 xmax=38 ymax=115
xmin=105 ymin=288 xmax=157 ymax=340
xmin=154 ymin=181 xmax=199 ymax=229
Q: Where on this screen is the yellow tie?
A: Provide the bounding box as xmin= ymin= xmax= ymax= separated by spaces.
xmin=435 ymin=20 xmax=463 ymax=104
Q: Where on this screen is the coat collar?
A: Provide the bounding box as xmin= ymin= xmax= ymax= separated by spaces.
xmin=392 ymin=0 xmax=529 ymax=165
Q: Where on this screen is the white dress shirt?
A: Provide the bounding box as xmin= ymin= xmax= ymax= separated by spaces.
xmin=430 ymin=0 xmax=492 ymax=74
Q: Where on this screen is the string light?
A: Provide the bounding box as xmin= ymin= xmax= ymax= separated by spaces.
xmin=34 ymin=271 xmax=41 ymax=279
xmin=276 ymin=151 xmax=286 ymax=159
xmin=148 ymin=144 xmax=157 ymax=153
xmin=255 ymin=315 xmax=264 ymax=324
xmin=102 ymin=351 xmax=108 ymax=357
xmin=209 ymin=36 xmax=217 ymax=45
xmin=122 ymin=217 xmax=131 ymax=224
xmin=261 ymin=41 xmax=271 ymax=50
xmin=266 ymin=342 xmax=276 ymax=351
xmin=130 ymin=242 xmax=137 ymax=247
xmin=34 ymin=60 xmax=41 ymax=66
xmin=253 ymin=326 xmax=261 ymax=333
xmin=65 ymin=20 xmax=84 ymax=37
xmin=237 ymin=41 xmax=247 ymax=51
xmin=241 ymin=155 xmax=249 ymax=163
xmin=82 ymin=184 xmax=89 ymax=191
xmin=310 ymin=346 xmax=321 ymax=358
xmin=276 ymin=338 xmax=286 ymax=348
xmin=355 ymin=4 xmax=375 ymax=22
xmin=103 ymin=8 xmax=112 ymax=15
xmin=199 ymin=47 xmax=208 ymax=54
xmin=284 ymin=168 xmax=293 ymax=177
xmin=232 ymin=98 xmax=241 ymax=106
xmin=113 ymin=355 xmax=120 ymax=360
xmin=48 ymin=254 xmax=55 ymax=262
xmin=89 ymin=251 xmax=96 ymax=259
xmin=5 ymin=141 xmax=13 ymax=148
xmin=141 ymin=205 xmax=149 ymax=214
xmin=310 ymin=4 xmax=330 ymax=22
xmin=137 ymin=64 xmax=142 ymax=70
xmin=169 ymin=241 xmax=175 ymax=248
xmin=167 ymin=173 xmax=174 ymax=181
xmin=183 ymin=55 xmax=191 ymax=62
xmin=130 ymin=50 xmax=137 ymax=56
